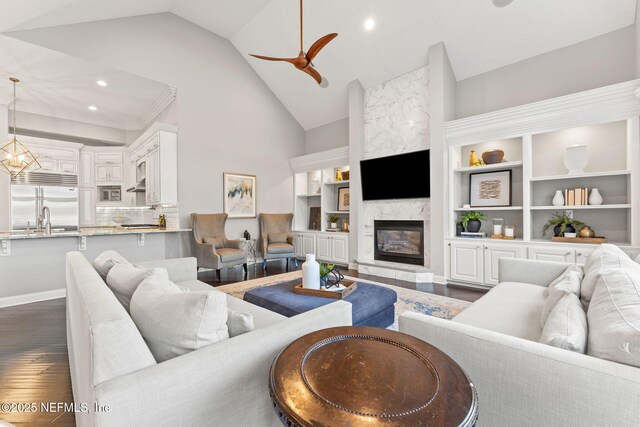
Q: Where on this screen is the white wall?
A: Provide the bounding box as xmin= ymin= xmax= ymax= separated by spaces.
xmin=457 ymin=26 xmax=636 ymax=118
xmin=304 ymin=118 xmax=348 ymax=155
xmin=636 ymin=0 xmax=640 ymax=77
xmin=10 ymin=13 xmax=305 ymax=253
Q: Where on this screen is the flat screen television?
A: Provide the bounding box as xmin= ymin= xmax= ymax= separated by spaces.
xmin=360 ymin=150 xmax=430 ymax=201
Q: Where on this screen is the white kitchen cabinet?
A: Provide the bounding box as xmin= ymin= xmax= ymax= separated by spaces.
xmin=79 ymin=151 xmax=95 ymax=187
xmin=79 ymin=187 xmax=96 ymax=226
xmin=27 ymin=139 xmax=79 ymax=174
xmin=143 ymin=136 xmax=177 ymax=206
xmin=483 ymin=244 xmax=526 ymax=286
xmin=316 ymin=235 xmax=331 ymax=261
xmin=95 ymin=162 xmax=123 ymax=183
xmin=294 ymin=233 xmax=317 ymax=258
xmin=38 ymin=157 xmax=57 ymax=172
xmin=528 ymin=246 xmax=576 ymax=263
xmin=315 ymin=233 xmax=349 ymax=265
xmin=449 ymin=241 xmax=484 ymax=284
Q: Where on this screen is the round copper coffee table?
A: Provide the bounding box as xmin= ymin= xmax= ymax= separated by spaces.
xmin=269 ymin=326 xmax=477 ymax=426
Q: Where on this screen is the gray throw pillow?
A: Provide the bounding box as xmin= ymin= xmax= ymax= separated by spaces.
xmin=540 ymin=270 xmax=582 ymax=328
xmin=92 ymin=250 xmax=131 ymax=280
xmin=106 ymin=264 xmax=168 ymax=312
xmin=130 ymin=271 xmax=229 ymax=362
xmin=269 ymin=232 xmax=289 ymax=243
xmin=539 ymin=293 xmax=587 ymax=354
xmin=227 ymin=309 xmax=255 ymax=337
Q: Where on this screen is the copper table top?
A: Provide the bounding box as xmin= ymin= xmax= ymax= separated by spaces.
xmin=269 ymin=326 xmax=478 ymax=426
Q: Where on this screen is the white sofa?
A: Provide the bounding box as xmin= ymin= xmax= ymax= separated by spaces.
xmin=399 ymin=256 xmax=640 ymax=427
xmin=65 ymin=251 xmax=352 ymax=427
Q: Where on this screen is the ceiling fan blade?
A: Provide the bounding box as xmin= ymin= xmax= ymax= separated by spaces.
xmin=249 ymin=54 xmax=297 ymax=64
xmin=306 ymin=33 xmax=338 ymax=61
xmin=301 ymin=65 xmax=323 ymax=85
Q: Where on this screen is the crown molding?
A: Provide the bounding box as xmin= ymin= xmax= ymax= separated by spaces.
xmin=289 ymin=146 xmax=349 ymax=173
xmin=446 ymin=79 xmax=640 ymax=146
xmin=136 ymin=86 xmax=177 ymax=130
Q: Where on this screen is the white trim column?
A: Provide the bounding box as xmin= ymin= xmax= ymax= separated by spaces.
xmin=348 ymin=79 xmax=365 ymax=267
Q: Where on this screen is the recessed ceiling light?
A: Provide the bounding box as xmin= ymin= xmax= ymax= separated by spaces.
xmin=364 ymin=18 xmax=375 ymax=31
xmin=88 ymin=105 xmax=97 ymax=111
xmin=96 ymin=80 xmax=107 ymax=87
xmin=492 ymin=0 xmax=514 ymax=7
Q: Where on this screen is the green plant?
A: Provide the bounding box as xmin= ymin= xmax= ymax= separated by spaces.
xmin=458 ymin=211 xmax=486 ymax=229
xmin=327 ymin=215 xmax=339 ymax=223
xmin=319 ymin=263 xmax=335 ymax=280
xmin=542 ymin=212 xmax=585 ymax=236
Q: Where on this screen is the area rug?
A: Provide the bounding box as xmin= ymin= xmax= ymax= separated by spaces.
xmin=217 ymin=271 xmax=471 ymax=329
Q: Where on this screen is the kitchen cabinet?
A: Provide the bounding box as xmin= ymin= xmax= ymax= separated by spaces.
xmin=27 ymin=138 xmax=79 ymax=175
xmin=95 ymin=162 xmax=123 ymax=183
xmin=528 ymin=246 xmax=576 ymax=263
xmin=483 ymin=244 xmax=526 ymax=286
xmin=315 ymin=233 xmax=349 ymax=265
xmin=79 ymin=150 xmax=95 ymax=187
xmin=140 ymin=133 xmax=177 ymax=206
xmin=449 ymin=241 xmax=484 ymax=284
xmin=79 ymin=187 xmax=96 ymax=226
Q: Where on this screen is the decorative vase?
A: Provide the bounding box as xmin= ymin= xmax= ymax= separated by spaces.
xmin=579 ymin=226 xmax=596 ymax=238
xmin=552 ymin=190 xmax=565 ymax=207
xmin=330 ymin=222 xmax=337 ymax=229
xmin=469 ymin=150 xmax=481 ymax=167
xmin=563 ymin=145 xmax=589 ymax=175
xmin=553 ymin=225 xmax=562 ymax=237
xmin=589 ymin=188 xmax=603 ymax=205
xmin=456 ymin=223 xmax=464 ymax=236
xmin=467 ymin=219 xmax=481 ymax=233
xmin=243 ymin=230 xmax=251 ymax=240
xmin=481 ymin=149 xmax=504 ymax=165
xmin=302 ymin=254 xmax=320 ymax=290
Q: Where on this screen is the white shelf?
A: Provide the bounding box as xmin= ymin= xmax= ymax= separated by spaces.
xmin=324 ymin=180 xmax=350 ymax=186
xmin=530 ymin=170 xmax=631 ymax=182
xmin=454 ymin=161 xmax=523 ymax=173
xmin=325 ymin=210 xmax=350 ymax=215
xmin=297 ymin=193 xmax=321 ymax=198
xmin=454 ymin=206 xmax=524 ymax=212
xmin=531 ymin=204 xmax=631 ymax=210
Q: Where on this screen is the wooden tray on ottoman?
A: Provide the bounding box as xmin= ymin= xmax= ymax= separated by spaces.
xmin=551 ymin=236 xmax=608 ymax=244
xmin=293 ymin=281 xmax=358 ymax=300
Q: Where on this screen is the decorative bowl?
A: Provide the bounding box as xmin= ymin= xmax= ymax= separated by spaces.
xmin=481 ymin=149 xmax=504 ymax=165
xmin=112 ymin=216 xmax=129 ymax=226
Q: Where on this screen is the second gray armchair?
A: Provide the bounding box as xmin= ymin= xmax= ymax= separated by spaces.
xmin=191 ymin=213 xmax=248 ymax=281
xmin=259 ymin=213 xmax=296 ymax=271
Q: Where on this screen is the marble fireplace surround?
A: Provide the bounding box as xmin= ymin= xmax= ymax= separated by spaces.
xmin=358 ymin=66 xmax=432 ymax=283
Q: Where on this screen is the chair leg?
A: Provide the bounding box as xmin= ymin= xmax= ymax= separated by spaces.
xmin=286 ymin=258 xmax=289 ymax=272
xmin=243 ymin=263 xmax=248 ymax=277
xmin=294 ymin=258 xmax=298 ymax=268
xmin=263 ymin=261 xmax=267 ymax=271
xmin=216 ymin=269 xmax=221 ymax=282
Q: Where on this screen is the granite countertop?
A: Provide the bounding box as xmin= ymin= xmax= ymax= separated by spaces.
xmin=0 ymin=228 xmax=191 ymax=240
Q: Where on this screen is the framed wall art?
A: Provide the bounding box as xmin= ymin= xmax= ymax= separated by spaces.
xmin=469 ymin=170 xmax=512 ymax=207
xmin=223 ymin=172 xmax=256 ymax=218
xmin=337 ymin=187 xmax=350 ymax=211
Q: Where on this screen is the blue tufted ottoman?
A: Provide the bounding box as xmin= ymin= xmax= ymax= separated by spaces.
xmin=243 ymin=280 xmax=397 ymax=328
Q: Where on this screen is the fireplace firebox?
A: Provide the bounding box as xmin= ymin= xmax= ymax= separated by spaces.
xmin=374 ymin=220 xmax=425 ymax=266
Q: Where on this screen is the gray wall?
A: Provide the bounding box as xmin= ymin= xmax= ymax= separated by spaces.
xmin=637 ymin=1 xmax=640 ymax=77
xmin=10 ymin=13 xmax=305 ymax=254
xmin=304 ymin=118 xmax=349 ymax=155
xmin=456 ymin=26 xmax=636 ymax=118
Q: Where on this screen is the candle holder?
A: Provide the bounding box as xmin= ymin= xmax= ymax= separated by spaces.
xmin=491 ymin=218 xmax=504 ymax=239
xmin=504 ymin=225 xmax=516 ymax=240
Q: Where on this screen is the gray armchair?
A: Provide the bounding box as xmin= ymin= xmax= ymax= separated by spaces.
xmin=191 ymin=213 xmax=248 ymax=281
xmin=259 ymin=213 xmax=296 ymax=271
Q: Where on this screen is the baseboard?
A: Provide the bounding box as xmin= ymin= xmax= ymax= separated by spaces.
xmin=0 ymin=288 xmax=66 ymax=308
xmin=433 ymin=275 xmax=448 ymax=285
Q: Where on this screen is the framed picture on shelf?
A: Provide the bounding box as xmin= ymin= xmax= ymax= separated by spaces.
xmin=308 ymin=207 xmax=321 ymax=230
xmin=223 ymin=172 xmax=256 ymax=218
xmin=337 ymin=187 xmax=350 ymax=211
xmin=469 ymin=170 xmax=512 ymax=207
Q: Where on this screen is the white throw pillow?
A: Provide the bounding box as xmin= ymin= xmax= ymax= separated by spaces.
xmin=539 ymin=293 xmax=587 ymax=354
xmin=130 ymin=271 xmax=229 ymax=362
xmin=92 ymin=250 xmax=131 ymax=280
xmin=227 ymin=309 xmax=255 ymax=337
xmin=540 ymin=270 xmax=582 ymax=328
xmin=106 ymin=264 xmax=168 ymax=312
xmin=635 ymin=253 xmax=640 ymax=264
xmin=544 ymin=265 xmax=584 ymax=297
xmin=580 ymin=244 xmax=631 ymax=308
xmin=587 ymin=262 xmax=640 ymax=368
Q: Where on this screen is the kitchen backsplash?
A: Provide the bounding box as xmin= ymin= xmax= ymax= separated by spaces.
xmin=95 ymin=205 xmax=180 ymax=228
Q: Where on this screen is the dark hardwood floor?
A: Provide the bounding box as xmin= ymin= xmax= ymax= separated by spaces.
xmin=0 ymin=259 xmax=485 ymax=426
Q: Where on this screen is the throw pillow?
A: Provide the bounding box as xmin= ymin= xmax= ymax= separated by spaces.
xmin=227 ymin=309 xmax=255 ymax=337
xmin=92 ymin=250 xmax=131 ymax=280
xmin=635 ymin=253 xmax=640 ymax=264
xmin=130 ymin=271 xmax=229 ymax=362
xmin=580 ymin=244 xmax=631 ymax=308
xmin=540 ymin=270 xmax=582 ymax=328
xmin=587 ymin=261 xmax=640 ymax=368
xmin=106 ymin=264 xmax=168 ymax=312
xmin=269 ymin=232 xmax=289 ymax=243
xmin=544 ymin=265 xmax=584 ymax=297
xmin=204 ymin=236 xmax=225 ymax=249
xmin=539 ymin=293 xmax=587 ymax=354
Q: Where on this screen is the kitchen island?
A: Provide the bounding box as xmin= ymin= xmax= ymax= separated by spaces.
xmin=0 ymin=228 xmax=192 ymax=307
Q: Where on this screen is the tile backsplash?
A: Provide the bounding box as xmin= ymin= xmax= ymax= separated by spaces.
xmin=95 ymin=205 xmax=179 ymax=228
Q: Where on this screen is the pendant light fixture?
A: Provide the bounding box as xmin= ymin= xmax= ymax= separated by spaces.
xmin=0 ymin=78 xmax=40 ymax=177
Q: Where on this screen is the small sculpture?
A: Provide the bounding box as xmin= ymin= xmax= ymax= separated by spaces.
xmin=468 ymin=150 xmax=485 ymax=167
xmin=320 ymin=263 xmax=344 ymax=288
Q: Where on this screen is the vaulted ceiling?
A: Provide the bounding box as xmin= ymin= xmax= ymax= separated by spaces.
xmin=3 ymin=0 xmax=637 ymax=130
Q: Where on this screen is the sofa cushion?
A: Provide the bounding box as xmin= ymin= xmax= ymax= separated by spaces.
xmin=453 ymin=282 xmax=546 ymax=341
xmin=204 ymin=236 xmax=225 ymax=249
xmin=267 ymin=242 xmax=295 ymax=255
xmin=544 ymin=265 xmax=583 ymax=297
xmin=130 ymin=271 xmax=229 ymax=362
xmin=106 ymin=264 xmax=168 ymax=312
xmin=226 ymin=294 xmax=286 ymax=329
xmin=227 ymin=309 xmax=255 ymax=337
xmin=581 ymin=244 xmax=631 ymax=308
xmin=216 ymin=247 xmax=246 ymax=263
xmin=539 ymin=293 xmax=587 ymax=353
xmin=540 ymin=270 xmax=582 ymax=328
xmin=587 ymin=261 xmax=640 ymax=368
xmin=635 ymin=253 xmax=640 ymax=264
xmin=92 ymin=250 xmax=131 ymax=280
xmin=269 ymin=232 xmax=289 ymax=243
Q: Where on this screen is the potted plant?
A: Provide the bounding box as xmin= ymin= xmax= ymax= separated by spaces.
xmin=327 ymin=215 xmax=339 ymax=229
xmin=319 ymin=263 xmax=335 ymax=287
xmin=542 ymin=212 xmax=585 ymax=237
xmin=458 ymin=211 xmax=486 ymax=233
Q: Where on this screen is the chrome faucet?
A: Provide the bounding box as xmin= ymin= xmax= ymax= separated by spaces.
xmin=38 ymin=206 xmax=51 ymax=235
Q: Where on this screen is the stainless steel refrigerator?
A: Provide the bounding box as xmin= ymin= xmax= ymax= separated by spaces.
xmin=11 ymin=172 xmax=79 ymax=231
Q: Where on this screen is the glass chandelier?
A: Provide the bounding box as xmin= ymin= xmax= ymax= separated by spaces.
xmin=0 ymin=77 xmax=40 ymax=177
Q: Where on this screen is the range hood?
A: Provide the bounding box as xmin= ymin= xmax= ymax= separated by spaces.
xmin=126 ymin=178 xmax=146 ymax=193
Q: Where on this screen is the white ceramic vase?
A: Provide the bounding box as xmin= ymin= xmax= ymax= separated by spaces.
xmin=330 ymin=222 xmax=337 ymax=229
xmin=552 ymin=190 xmax=565 ymax=206
xmin=589 ymin=188 xmax=603 ymax=205
xmin=302 ymin=254 xmax=320 ymax=290
xmin=564 ymin=145 xmax=589 ymax=175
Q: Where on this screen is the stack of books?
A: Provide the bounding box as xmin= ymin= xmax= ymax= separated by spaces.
xmin=460 ymin=232 xmax=487 ymax=239
xmin=564 ymin=188 xmax=589 ymax=206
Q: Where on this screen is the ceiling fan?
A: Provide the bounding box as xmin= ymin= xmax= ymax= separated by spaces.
xmin=249 ymin=0 xmax=337 ymax=88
